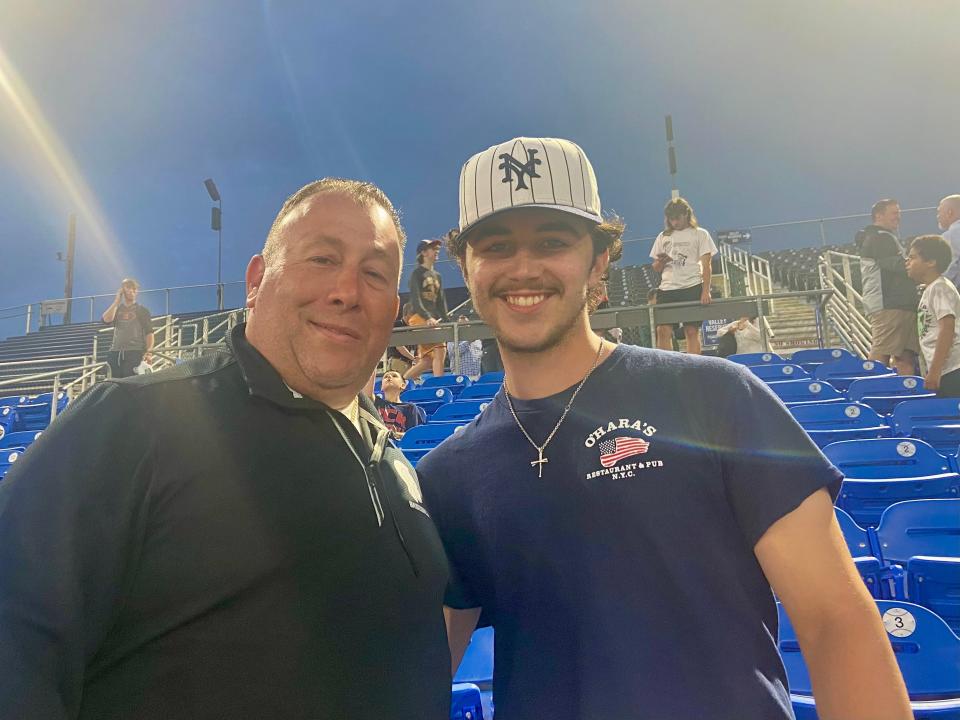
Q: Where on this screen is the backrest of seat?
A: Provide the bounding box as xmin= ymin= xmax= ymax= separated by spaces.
xmin=400 ymin=387 xmax=453 ymax=405
xmin=0 ymin=430 xmax=42 ymax=450
xmin=848 ymin=375 xmax=926 ymax=401
xmin=728 ymin=351 xmax=785 ymax=366
xmin=892 ymin=398 xmax=960 ymax=434
xmin=454 ymin=627 xmax=494 ymax=685
xmin=907 ymin=557 xmax=960 ymax=634
xmin=790 ymin=348 xmax=856 ymax=365
xmin=779 ymin=600 xmax=960 ymax=699
xmin=768 ymin=380 xmax=843 ymax=403
xmin=397 ymin=423 xmax=462 ymax=450
xmin=751 ymin=364 xmax=810 ymax=381
xmin=824 ymin=439 xmax=952 ymax=479
xmin=477 ymin=371 xmax=505 ymax=384
xmin=459 ymin=383 xmax=502 ymax=400
xmin=431 ymin=400 xmax=491 ymax=422
xmin=835 ymin=507 xmax=872 ymax=556
xmin=814 ymin=357 xmax=891 ymax=380
xmin=791 ymin=402 xmax=883 ymax=430
xmin=423 ymin=375 xmax=472 ymax=389
xmin=875 ymin=499 xmax=960 ymax=564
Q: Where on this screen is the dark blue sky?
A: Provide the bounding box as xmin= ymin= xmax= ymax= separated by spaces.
xmin=1 ymin=1 xmax=956 ymax=332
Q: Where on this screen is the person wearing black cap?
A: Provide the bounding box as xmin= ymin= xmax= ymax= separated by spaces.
xmin=404 ymin=237 xmax=448 ymax=381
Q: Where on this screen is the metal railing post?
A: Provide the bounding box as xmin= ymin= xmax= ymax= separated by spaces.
xmin=756 ymin=296 xmax=769 ymax=352
xmin=50 ymin=374 xmax=61 ymax=424
xmin=165 ymin=288 xmax=170 ymax=316
xmin=89 ymin=296 xmax=95 ymax=322
xmin=24 ymin=304 xmax=32 ymax=335
xmin=451 ymin=321 xmax=461 ymax=374
xmin=819 ymin=220 xmax=827 ymax=247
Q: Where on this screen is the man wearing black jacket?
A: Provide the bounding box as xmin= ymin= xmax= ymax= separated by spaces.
xmin=856 ymin=198 xmax=919 ymax=374
xmin=0 ymin=179 xmax=451 ymax=720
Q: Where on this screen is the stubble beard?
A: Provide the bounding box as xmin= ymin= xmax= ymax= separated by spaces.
xmin=482 ymin=288 xmax=589 ymax=356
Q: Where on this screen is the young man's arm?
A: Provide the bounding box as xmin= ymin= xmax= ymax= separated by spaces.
xmin=924 ymin=314 xmax=955 ymax=391
xmin=444 ymin=606 xmax=482 ymax=674
xmin=699 ymin=253 xmax=712 ymax=304
xmin=754 ymin=489 xmax=912 ymax=720
xmin=101 ymin=289 xmax=123 ymax=323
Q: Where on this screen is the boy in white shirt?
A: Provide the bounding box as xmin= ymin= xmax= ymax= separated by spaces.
xmin=906 ymin=234 xmax=960 ymax=396
xmin=650 ymin=198 xmax=718 ymax=354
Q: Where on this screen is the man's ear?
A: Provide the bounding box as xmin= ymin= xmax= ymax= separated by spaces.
xmin=589 ymin=248 xmax=610 ymax=288
xmin=246 ymin=255 xmax=266 ymax=309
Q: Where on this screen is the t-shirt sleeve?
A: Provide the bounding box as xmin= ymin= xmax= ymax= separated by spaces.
xmin=717 ymin=364 xmax=843 ymax=547
xmin=930 ymin=282 xmax=960 ymax=322
xmin=416 ymin=449 xmax=483 ymax=609
xmin=699 ymin=228 xmax=718 ymax=257
xmin=0 ymin=382 xmax=153 ymax=718
xmin=650 ymin=234 xmax=664 ymax=259
xmin=138 ymin=306 xmax=153 ymax=336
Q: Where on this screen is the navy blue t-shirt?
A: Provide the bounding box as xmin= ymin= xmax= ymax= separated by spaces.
xmin=417 ymin=344 xmax=842 ymax=720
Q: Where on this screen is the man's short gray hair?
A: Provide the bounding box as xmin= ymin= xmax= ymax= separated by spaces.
xmin=262 ymin=178 xmax=407 ymax=264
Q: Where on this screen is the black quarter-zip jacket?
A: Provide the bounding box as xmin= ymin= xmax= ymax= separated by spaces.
xmin=0 ymin=324 xmax=451 ymax=720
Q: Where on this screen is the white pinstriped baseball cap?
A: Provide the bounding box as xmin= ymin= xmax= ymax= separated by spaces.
xmin=458 ymin=137 xmax=602 ymax=238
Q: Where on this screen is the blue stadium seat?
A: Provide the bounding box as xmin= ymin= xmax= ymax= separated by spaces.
xmin=451 ymin=683 xmax=485 ymax=720
xmin=853 ymin=556 xmax=885 ymax=598
xmin=0 ymin=430 xmax=42 ymax=450
xmin=431 ymin=400 xmax=492 ymax=424
xmin=0 ymin=406 xmax=18 ymax=434
xmin=454 ymin=627 xmax=494 ymax=686
xmin=835 ymin=507 xmax=873 ymax=557
xmin=875 ymin=499 xmax=960 ymax=565
xmin=728 ymin=351 xmax=785 ymax=366
xmin=908 ymin=557 xmax=960 ymax=635
xmin=0 ymin=447 xmax=22 ymax=480
xmin=825 ymin=439 xmax=960 ymax=527
xmin=790 ymin=402 xmax=891 ymax=448
xmin=0 ymin=395 xmax=27 ymax=407
xmin=477 ymin=371 xmax=505 ymax=384
xmin=779 ymin=600 xmax=960 ymax=718
xmin=400 ymin=387 xmax=454 ymax=417
xmin=397 ymin=423 xmax=464 ymax=466
xmin=813 ymin=356 xmax=895 ymax=392
xmin=767 ymin=379 xmax=845 ymax=407
xmin=848 ymin=375 xmax=936 ymax=415
xmin=789 ymin=347 xmax=857 ymax=374
xmin=892 ymin=398 xmax=960 ymax=456
xmin=750 ymin=364 xmax=810 ymax=382
xmin=458 ymin=383 xmax=502 ymax=400
xmin=423 ymin=375 xmax=472 ymax=397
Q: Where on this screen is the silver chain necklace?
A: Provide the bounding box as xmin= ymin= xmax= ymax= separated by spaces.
xmin=503 ymin=340 xmax=605 ymax=478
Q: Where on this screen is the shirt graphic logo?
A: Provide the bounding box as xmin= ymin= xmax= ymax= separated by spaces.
xmin=599 ymin=436 xmax=650 ymax=467
xmin=499 ymin=150 xmax=541 ymax=190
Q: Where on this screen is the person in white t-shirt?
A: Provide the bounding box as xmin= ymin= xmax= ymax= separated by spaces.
xmin=906 ymin=234 xmax=960 ymax=396
xmin=650 ymin=198 xmax=718 ymax=354
xmin=717 ymin=316 xmax=765 ymax=355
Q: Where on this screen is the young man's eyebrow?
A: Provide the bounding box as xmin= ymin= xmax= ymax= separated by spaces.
xmin=535 ymin=220 xmax=582 ymax=235
xmin=469 ymin=224 xmax=511 ymax=242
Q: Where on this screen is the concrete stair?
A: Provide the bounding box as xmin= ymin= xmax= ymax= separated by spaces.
xmin=764 ymin=282 xmax=843 ymax=356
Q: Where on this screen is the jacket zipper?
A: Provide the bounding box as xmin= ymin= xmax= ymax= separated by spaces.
xmin=368 ymin=427 xmax=420 ymax=577
xmin=328 ymin=412 xmax=384 ymax=527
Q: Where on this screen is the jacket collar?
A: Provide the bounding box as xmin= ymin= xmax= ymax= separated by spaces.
xmin=227 ymin=323 xmax=385 ymax=433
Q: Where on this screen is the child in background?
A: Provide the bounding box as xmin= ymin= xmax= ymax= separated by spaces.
xmin=906 ymin=234 xmax=960 ymax=396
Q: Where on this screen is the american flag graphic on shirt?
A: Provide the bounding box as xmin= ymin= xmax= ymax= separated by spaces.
xmin=599 ymin=436 xmax=650 ymax=467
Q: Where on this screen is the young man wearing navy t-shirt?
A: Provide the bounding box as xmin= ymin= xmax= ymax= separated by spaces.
xmin=415 ymin=137 xmax=911 ymax=720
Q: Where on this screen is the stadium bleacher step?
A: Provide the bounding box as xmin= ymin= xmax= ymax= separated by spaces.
xmin=765 ymin=282 xmax=843 ymax=355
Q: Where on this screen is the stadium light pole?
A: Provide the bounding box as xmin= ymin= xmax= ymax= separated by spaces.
xmin=665 ymin=115 xmax=679 ymax=200
xmin=204 ymin=178 xmax=223 ymax=310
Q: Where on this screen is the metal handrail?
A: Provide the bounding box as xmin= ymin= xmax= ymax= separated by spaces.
xmin=818 ymin=250 xmax=871 ymax=358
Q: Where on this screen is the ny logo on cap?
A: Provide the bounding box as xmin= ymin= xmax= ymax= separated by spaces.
xmin=498 ymin=149 xmax=541 ymax=191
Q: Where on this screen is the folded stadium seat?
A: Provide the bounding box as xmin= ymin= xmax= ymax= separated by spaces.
xmin=0 ymin=430 xmax=42 ymax=450
xmin=853 ymin=556 xmax=886 ymax=598
xmin=834 ymin=508 xmax=902 ymax=599
xmin=14 ymin=396 xmax=61 ymax=432
xmin=477 ymin=371 xmax=505 ymax=384
xmin=813 ymin=356 xmax=895 ymax=393
xmin=824 ymin=439 xmax=960 ymax=527
xmin=750 ymin=364 xmax=810 ymax=382
xmin=892 ymin=398 xmax=960 ymax=456
xmin=431 ymin=400 xmax=492 ymax=424
xmin=848 ymin=375 xmax=936 ymax=416
xmin=451 ymin=683 xmax=485 ymax=720
xmin=423 ymin=375 xmax=472 ymax=398
xmin=778 ymin=600 xmax=960 ymax=719
xmin=0 ymin=406 xmax=18 ymax=436
xmin=0 ymin=395 xmax=28 ymax=407
xmin=908 ymin=557 xmax=960 ymax=635
xmin=458 ymin=383 xmax=502 ymax=401
xmin=400 ymin=387 xmax=454 ymax=417
xmin=790 ymin=347 xmax=857 ymax=375
xmin=454 ymin=627 xmax=494 ymax=720
xmin=835 ymin=507 xmax=874 ymax=557
xmin=397 ymin=423 xmax=465 ymax=466
xmin=790 ymin=402 xmax=891 ymax=448
xmin=0 ymin=448 xmax=22 ymax=480
xmin=727 ymin=351 xmax=786 ymax=366
xmin=767 ymin=379 xmax=846 ymax=407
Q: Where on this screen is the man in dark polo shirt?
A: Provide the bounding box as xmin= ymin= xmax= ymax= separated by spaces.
xmin=101 ymin=278 xmax=154 ymax=377
xmin=0 ymin=179 xmax=451 ymax=719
